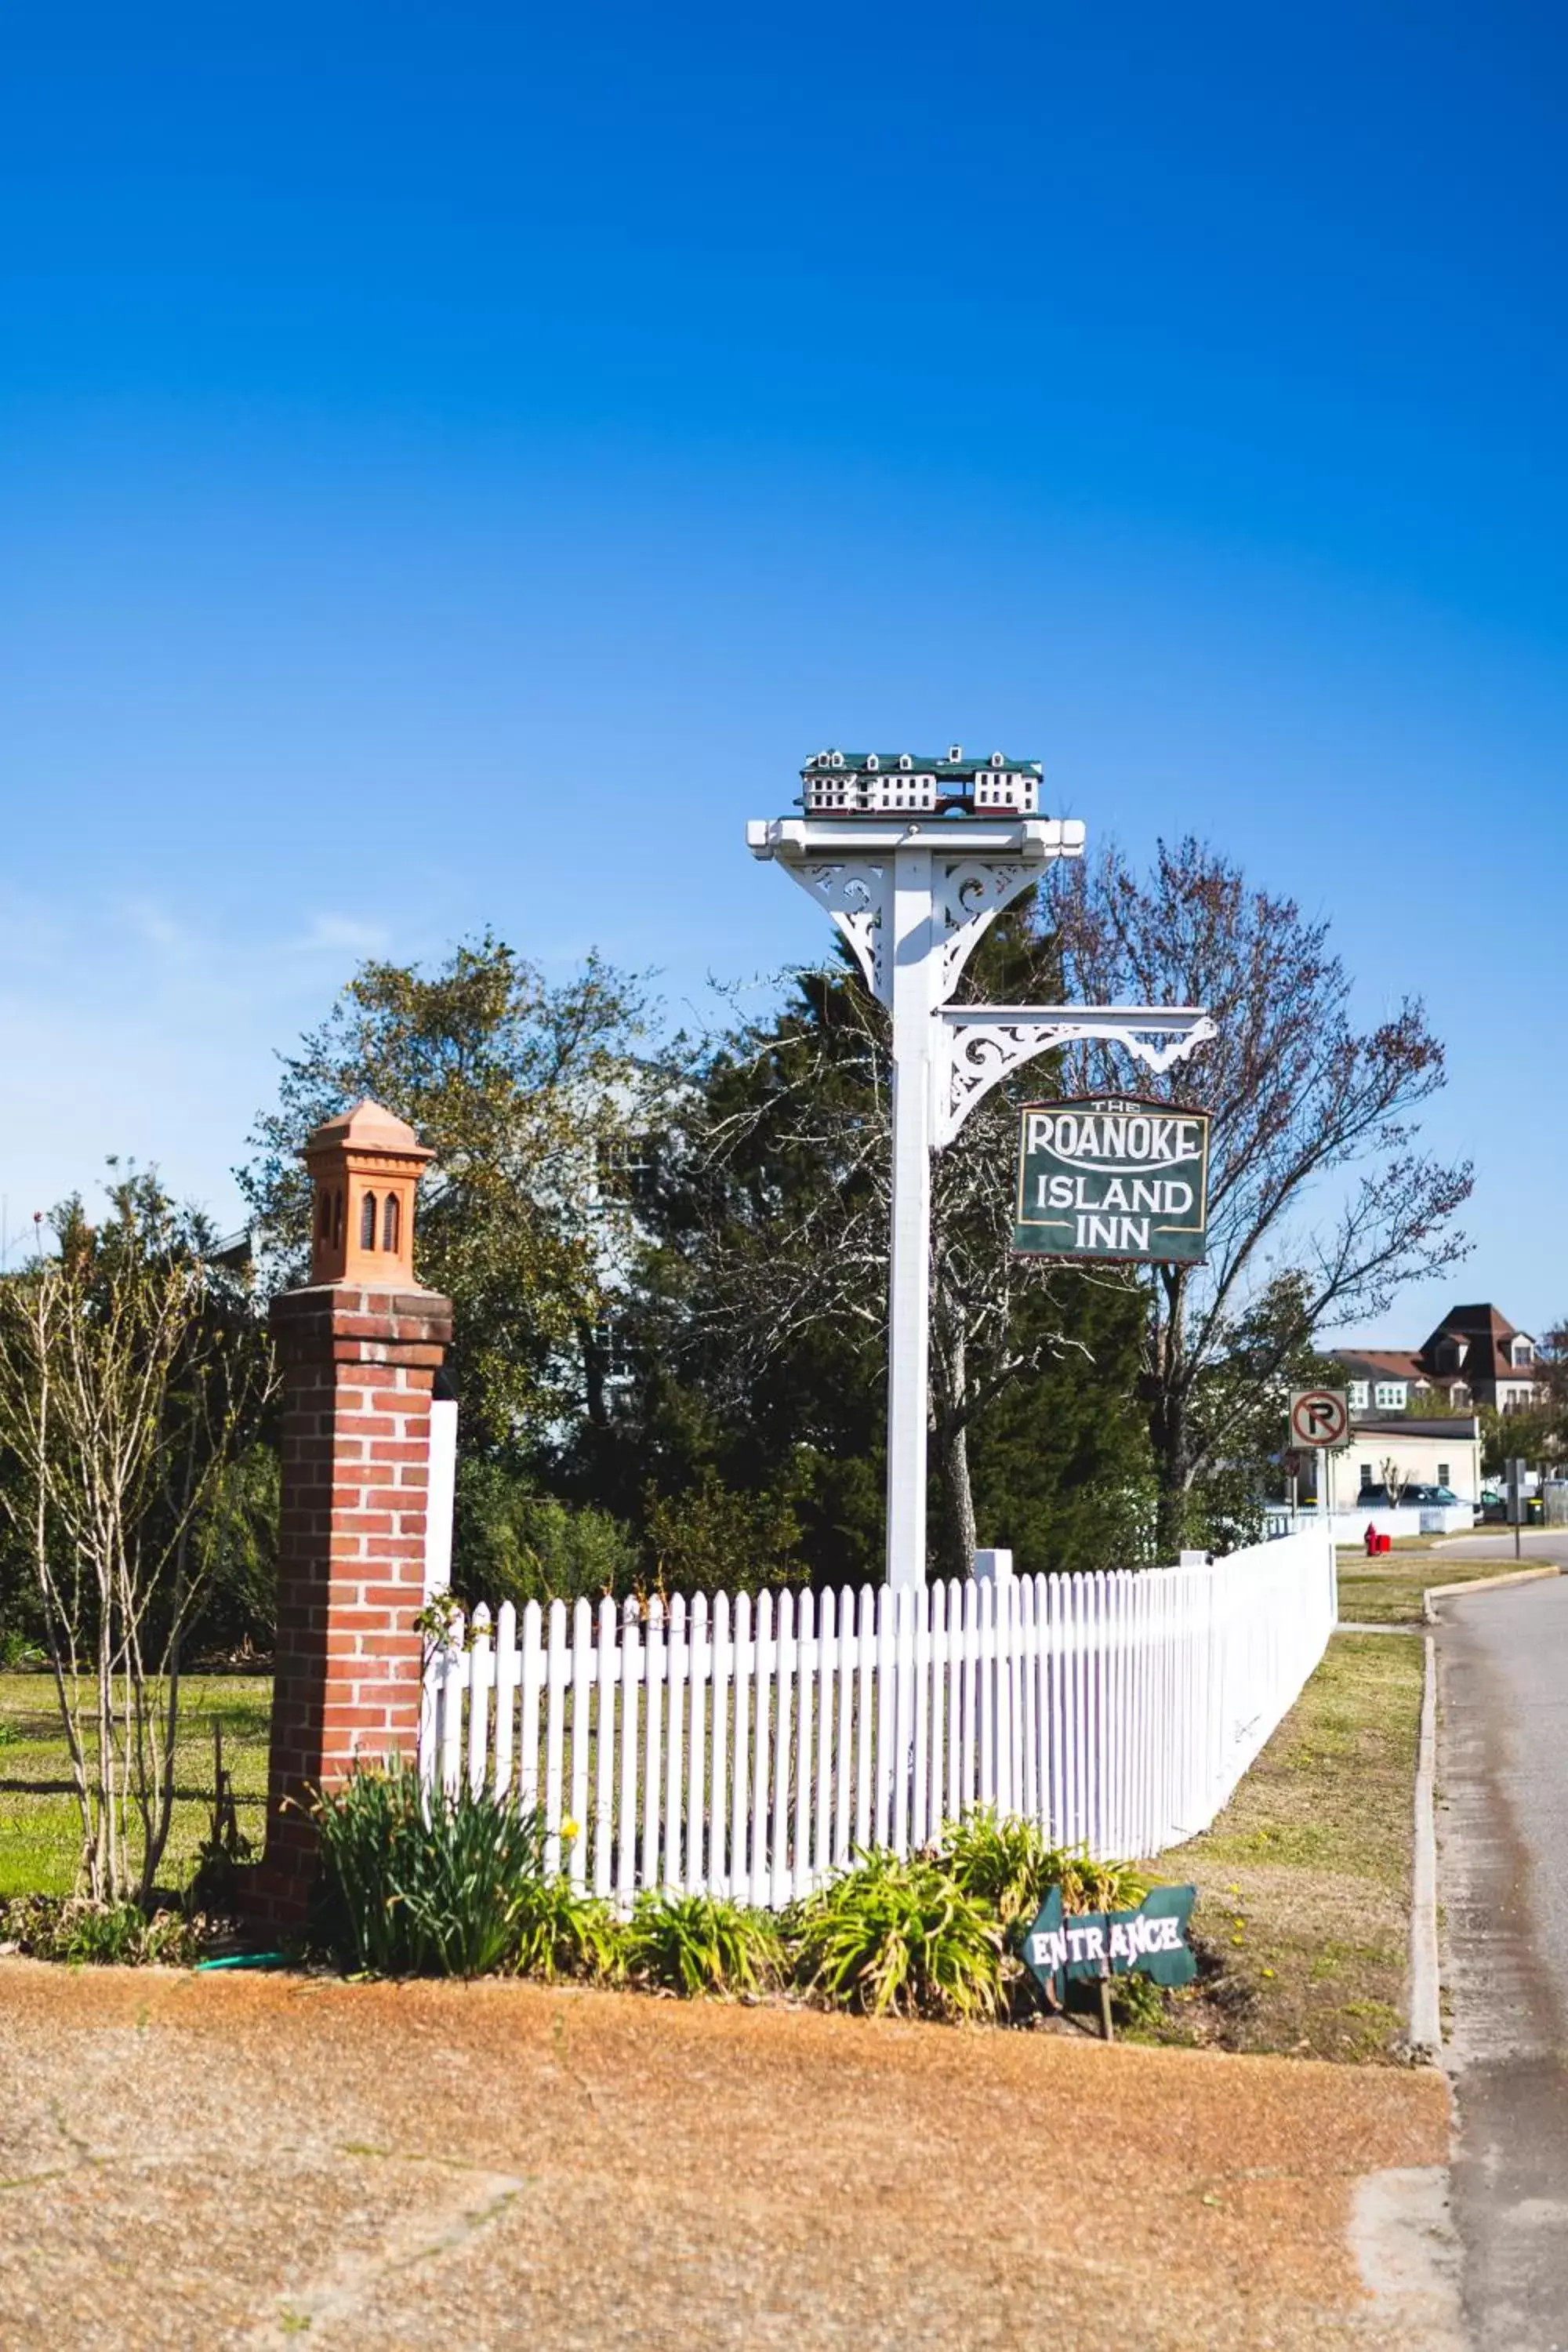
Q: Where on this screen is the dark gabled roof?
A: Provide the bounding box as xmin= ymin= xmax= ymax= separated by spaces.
xmin=1416 ymin=1301 xmax=1537 ymax=1388
xmin=1421 ymin=1302 xmax=1519 ymax=1347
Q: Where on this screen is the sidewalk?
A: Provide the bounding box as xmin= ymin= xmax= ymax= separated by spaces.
xmin=0 ymin=1963 xmax=1454 ymax=2350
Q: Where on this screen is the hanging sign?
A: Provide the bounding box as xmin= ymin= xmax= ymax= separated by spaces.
xmin=1012 ymin=1097 xmax=1210 ymax=1264
xmin=1022 ymin=1883 xmax=1198 ymax=2002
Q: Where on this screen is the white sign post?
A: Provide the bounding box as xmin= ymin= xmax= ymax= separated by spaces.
xmin=749 ymin=808 xmax=1215 ymax=1589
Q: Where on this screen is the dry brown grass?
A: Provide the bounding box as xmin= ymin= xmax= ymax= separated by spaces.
xmin=1148 ymin=1633 xmax=1421 ymax=2062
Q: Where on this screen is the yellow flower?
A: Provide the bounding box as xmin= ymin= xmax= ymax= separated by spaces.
xmin=1261 ymin=1967 xmax=1276 ymax=1979
xmin=561 ymin=1817 xmax=581 ymax=1840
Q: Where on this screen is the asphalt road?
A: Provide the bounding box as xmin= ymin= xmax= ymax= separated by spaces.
xmin=1436 ymin=1530 xmax=1568 ymax=1566
xmin=1439 ymin=1576 xmax=1568 ymax=2350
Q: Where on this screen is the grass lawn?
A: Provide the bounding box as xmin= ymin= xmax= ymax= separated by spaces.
xmin=1148 ymin=1632 xmax=1421 ymax=2063
xmin=0 ymin=1673 xmax=273 ymax=1898
xmin=1334 ymin=1544 xmax=1537 ymax=1624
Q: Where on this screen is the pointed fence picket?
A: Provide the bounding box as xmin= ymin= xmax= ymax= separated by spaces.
xmin=422 ymin=1529 xmax=1336 ymax=1913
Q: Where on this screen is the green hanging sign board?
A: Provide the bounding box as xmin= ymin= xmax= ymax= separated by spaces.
xmin=1021 ymin=1883 xmax=1198 ymax=2002
xmin=1012 ymin=1096 xmax=1210 ymax=1265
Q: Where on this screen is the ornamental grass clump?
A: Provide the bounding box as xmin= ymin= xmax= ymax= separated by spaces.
xmin=622 ymin=1891 xmax=781 ymax=1998
xmin=938 ymin=1810 xmax=1150 ymax=1939
xmin=938 ymin=1809 xmax=1054 ymax=1929
xmin=310 ymin=1756 xmax=546 ymax=1979
xmin=1054 ymin=1850 xmax=1150 ymax=1917
xmin=793 ymin=1848 xmax=1004 ymax=2022
xmin=510 ymin=1875 xmax=621 ymax=1984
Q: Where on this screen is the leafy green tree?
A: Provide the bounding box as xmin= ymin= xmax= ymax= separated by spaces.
xmin=1054 ymin=838 xmax=1473 ymax=1555
xmin=241 ymin=933 xmax=666 ymax=1450
xmin=571 ymin=905 xmax=1158 ymax=1584
xmin=1480 ymin=1403 xmax=1566 ymax=1478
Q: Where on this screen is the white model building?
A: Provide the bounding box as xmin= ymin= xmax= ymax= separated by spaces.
xmin=800 ymin=746 xmax=1042 ymax=818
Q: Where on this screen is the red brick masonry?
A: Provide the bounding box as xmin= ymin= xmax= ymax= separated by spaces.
xmin=251 ymin=1280 xmax=453 ymax=1927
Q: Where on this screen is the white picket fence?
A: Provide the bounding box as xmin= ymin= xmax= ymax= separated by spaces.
xmin=421 ymin=1530 xmax=1336 ymax=1910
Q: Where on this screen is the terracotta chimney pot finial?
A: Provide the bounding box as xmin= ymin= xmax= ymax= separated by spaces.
xmin=302 ymin=1097 xmax=434 ymax=1287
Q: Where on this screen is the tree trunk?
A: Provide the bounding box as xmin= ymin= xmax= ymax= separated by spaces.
xmin=931 ymin=1296 xmax=977 ymax=1581
xmin=1149 ymin=1268 xmax=1194 ymax=1561
xmin=1152 ymin=1404 xmax=1192 ymax=1561
xmin=935 ymin=1413 xmax=977 ymax=1584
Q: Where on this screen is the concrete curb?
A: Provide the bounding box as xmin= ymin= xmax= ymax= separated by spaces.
xmin=1407 ymin=1632 xmax=1443 ymax=2063
xmin=1421 ymin=1563 xmax=1562 ymax=1624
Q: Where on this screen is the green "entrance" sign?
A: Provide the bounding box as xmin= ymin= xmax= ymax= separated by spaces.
xmin=1012 ymin=1096 xmax=1210 ymax=1265
xmin=1022 ymin=1883 xmax=1198 ymax=2002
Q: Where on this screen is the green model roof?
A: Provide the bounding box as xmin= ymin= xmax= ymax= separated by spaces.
xmin=802 ymin=750 xmax=1043 ymax=777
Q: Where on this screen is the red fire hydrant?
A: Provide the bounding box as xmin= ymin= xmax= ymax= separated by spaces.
xmin=1365 ymin=1523 xmax=1379 ymax=1555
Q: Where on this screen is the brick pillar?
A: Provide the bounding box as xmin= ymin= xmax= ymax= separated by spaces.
xmin=252 ymin=1280 xmax=452 ymax=1928
xmin=249 ymin=1097 xmax=452 ymax=1931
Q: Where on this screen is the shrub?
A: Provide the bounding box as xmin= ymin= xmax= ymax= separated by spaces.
xmin=793 ymin=1849 xmax=1004 ymax=2022
xmin=622 ymin=1891 xmax=780 ymax=1997
xmin=510 ymin=1876 xmax=621 ymax=1983
xmin=310 ymin=1758 xmax=546 ymax=1978
xmin=456 ymin=1462 xmax=639 ymax=1608
xmin=643 ymin=1475 xmax=810 ymax=1595
xmin=0 ymin=1895 xmax=199 ymax=1966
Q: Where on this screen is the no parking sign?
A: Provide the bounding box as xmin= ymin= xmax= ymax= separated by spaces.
xmin=1288 ymin=1389 xmax=1349 ymax=1447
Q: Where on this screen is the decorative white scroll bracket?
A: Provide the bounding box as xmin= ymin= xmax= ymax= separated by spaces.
xmin=781 ymin=858 xmax=889 ymax=1000
xmin=748 ymin=815 xmax=1086 ymax=1013
xmin=935 ymin=1004 xmax=1217 ymax=1148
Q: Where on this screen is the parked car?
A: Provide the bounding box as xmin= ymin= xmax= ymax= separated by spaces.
xmin=1356 ymin=1483 xmax=1464 ymax=1509
xmin=1478 ymin=1486 xmax=1543 ymax=1525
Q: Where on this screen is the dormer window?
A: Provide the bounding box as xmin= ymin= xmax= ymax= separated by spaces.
xmin=991 ymin=750 xmax=1005 ymax=768
xmin=899 ymin=754 xmax=913 ymax=771
xmin=948 ymin=745 xmax=962 ymax=760
xmin=1513 ymin=1338 xmax=1534 ymax=1366
xmin=866 ymin=754 xmax=880 ymax=771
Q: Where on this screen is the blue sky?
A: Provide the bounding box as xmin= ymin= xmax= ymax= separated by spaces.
xmin=2 ymin=3 xmax=1565 ymax=1337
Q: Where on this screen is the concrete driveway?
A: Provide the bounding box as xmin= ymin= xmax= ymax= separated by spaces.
xmin=0 ymin=1963 xmax=1455 ymax=2350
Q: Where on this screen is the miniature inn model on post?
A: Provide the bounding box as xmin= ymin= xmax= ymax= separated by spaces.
xmin=749 ymin=746 xmax=1216 ymax=1594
